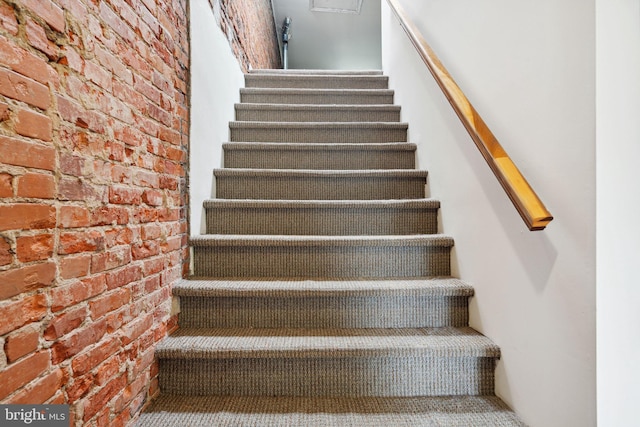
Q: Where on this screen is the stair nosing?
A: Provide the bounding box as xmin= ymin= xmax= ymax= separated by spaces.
xmin=213 ymin=169 xmax=428 ymax=177
xmin=222 ymin=142 xmax=416 ymax=151
xmin=235 ymin=103 xmax=402 ymax=111
xmin=156 ymin=327 xmax=500 ymax=360
xmin=240 ymin=88 xmax=394 ymax=95
xmin=203 ymin=199 xmax=440 ymax=209
xmin=189 ymin=234 xmax=454 ymax=248
xmin=173 ymin=277 xmax=473 ymax=298
xmin=229 ymin=121 xmax=408 ymax=129
xmin=248 ymin=69 xmax=384 ymax=75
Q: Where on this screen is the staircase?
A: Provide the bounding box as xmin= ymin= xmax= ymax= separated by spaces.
xmin=136 ymin=70 xmax=525 ymax=426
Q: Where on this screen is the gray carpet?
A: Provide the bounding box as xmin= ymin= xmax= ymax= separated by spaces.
xmin=136 ymin=69 xmax=526 ymax=426
xmin=137 ymin=396 xmax=526 ymax=426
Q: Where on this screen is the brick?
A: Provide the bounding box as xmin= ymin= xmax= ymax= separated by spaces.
xmin=59 ymin=45 xmax=84 ymax=73
xmin=131 ymin=241 xmax=159 ymax=260
xmin=141 ymin=224 xmax=162 ymax=241
xmin=25 ymin=19 xmax=59 ymax=60
xmin=44 ymin=306 xmax=88 ymax=340
xmin=16 ymin=234 xmax=54 ymax=262
xmin=161 ymin=235 xmax=182 ymax=254
xmin=66 ymin=374 xmax=94 ymax=401
xmin=58 ymin=177 xmax=99 ymax=202
xmin=165 ymin=145 xmax=186 ymax=162
xmin=120 ymin=313 xmax=153 ymax=346
xmin=142 ymin=189 xmax=163 ymax=206
xmin=90 ymin=206 xmax=130 ymax=226
xmin=99 ymin=2 xmax=136 ymax=44
xmin=50 ymin=276 xmax=106 ymax=312
xmin=0 ymin=136 xmax=56 ymax=171
xmin=16 ymin=173 xmax=55 ymax=199
xmin=59 ymin=254 xmax=91 ymax=279
xmin=0 ymin=294 xmax=47 ymax=335
xmin=89 ymin=288 xmax=131 ymax=319
xmin=105 ymin=265 xmax=142 ymax=290
xmin=142 ymin=258 xmax=164 ymax=282
xmin=134 ymin=207 xmax=158 ymax=223
xmin=0 ymin=204 xmax=56 ymax=232
xmin=111 ymin=164 xmax=132 ymax=184
xmin=59 ymin=230 xmax=104 ymax=255
xmin=8 ymin=368 xmax=64 ymax=404
xmin=5 ymin=325 xmax=40 ymax=363
xmin=85 ymin=60 xmax=112 ymax=91
xmin=0 ymin=2 xmax=18 ymax=35
xmin=72 ymin=337 xmax=121 ymax=376
xmin=0 ymin=101 xmax=8 ymax=120
xmin=134 ymin=170 xmax=159 ymax=188
xmin=59 ymin=152 xmax=86 ymax=177
xmin=0 ymin=262 xmax=56 ymax=300
xmin=109 ymin=186 xmax=142 ymax=205
xmin=103 ymin=227 xmax=134 ymax=248
xmin=51 ymin=318 xmax=108 ymax=364
xmin=59 ymin=205 xmax=90 ymax=228
xmin=57 ymin=96 xmax=106 ymax=133
xmin=0 ymin=351 xmax=50 ymax=400
xmin=0 ymin=236 xmax=12 ymax=266
xmin=83 ymin=374 xmax=127 ymax=422
xmin=159 ymin=175 xmax=178 ymax=190
xmin=21 ymin=0 xmax=66 ymax=32
xmin=15 ymin=109 xmax=53 ymax=142
xmin=56 ymin=0 xmax=87 ymax=26
xmin=93 ymin=353 xmax=122 ymax=385
xmin=91 ymin=246 xmax=131 ymax=274
xmin=114 ymin=372 xmax=147 ymax=413
xmin=0 ymin=37 xmax=53 ymax=85
xmin=94 ymin=44 xmax=133 ymax=85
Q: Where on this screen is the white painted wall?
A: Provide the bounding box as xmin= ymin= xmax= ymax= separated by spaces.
xmin=382 ymin=1 xmax=595 ymax=426
xmin=190 ymin=0 xmax=245 ymax=235
xmin=596 ymin=1 xmax=640 ymax=425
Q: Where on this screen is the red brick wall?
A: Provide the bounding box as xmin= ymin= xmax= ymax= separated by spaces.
xmin=210 ymin=0 xmax=282 ymax=71
xmin=0 ymin=0 xmax=189 ymax=425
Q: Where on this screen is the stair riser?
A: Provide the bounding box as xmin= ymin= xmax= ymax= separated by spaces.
xmin=223 ymin=148 xmax=415 ymax=170
xmin=178 ymin=296 xmax=469 ymax=329
xmin=192 ymin=245 xmax=451 ymax=278
xmin=159 ymin=357 xmax=495 ymax=397
xmin=205 ymin=208 xmax=438 ymax=235
xmin=230 ymin=126 xmax=407 ymax=143
xmin=215 ymin=176 xmax=427 ymax=200
xmin=240 ymin=92 xmax=394 ymax=105
xmin=244 ymin=75 xmax=389 ymax=89
xmin=235 ymin=107 xmax=401 ymax=123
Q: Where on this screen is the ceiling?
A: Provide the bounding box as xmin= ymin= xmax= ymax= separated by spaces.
xmin=271 ymin=0 xmax=382 ymax=70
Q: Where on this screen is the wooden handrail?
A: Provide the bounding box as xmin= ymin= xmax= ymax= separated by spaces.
xmin=386 ymin=0 xmax=553 ymax=231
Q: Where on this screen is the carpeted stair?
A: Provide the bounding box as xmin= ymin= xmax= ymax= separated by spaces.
xmin=136 ymin=70 xmax=526 ymax=426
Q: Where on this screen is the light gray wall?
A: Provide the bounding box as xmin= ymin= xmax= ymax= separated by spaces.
xmin=272 ymin=0 xmax=381 ymax=69
xmin=596 ymin=0 xmax=640 ymax=425
xmin=382 ymin=1 xmax=595 ymax=426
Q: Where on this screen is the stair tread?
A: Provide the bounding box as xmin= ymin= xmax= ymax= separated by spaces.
xmin=156 ymin=326 xmax=500 ymax=359
xmin=235 ymin=103 xmax=401 ymax=110
xmin=203 ymin=198 xmax=439 ymax=209
xmin=137 ymin=395 xmax=525 ymax=427
xmin=240 ymin=88 xmax=394 ymax=95
xmin=223 ymin=142 xmax=416 ymax=150
xmin=248 ymin=69 xmax=384 ymax=75
xmin=174 ymin=277 xmax=473 ymax=297
xmin=230 ymin=121 xmax=408 ymax=128
xmin=214 ymin=168 xmax=428 ymax=177
xmin=245 ymin=74 xmax=389 ymax=87
xmin=190 ymin=234 xmax=454 ymax=247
